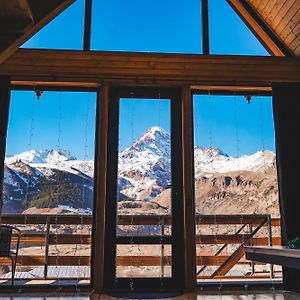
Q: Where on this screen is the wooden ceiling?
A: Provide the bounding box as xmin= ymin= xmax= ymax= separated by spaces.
xmin=247 ymin=0 xmax=300 ymax=56
xmin=0 ymin=0 xmax=75 ymax=64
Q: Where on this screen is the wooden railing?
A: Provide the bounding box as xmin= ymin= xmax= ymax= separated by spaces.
xmin=0 ymin=214 xmax=281 ymax=280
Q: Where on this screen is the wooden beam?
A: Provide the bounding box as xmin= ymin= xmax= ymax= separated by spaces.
xmin=1 ymin=49 xmax=299 ymax=87
xmin=182 ymin=87 xmax=196 ymax=291
xmin=191 ymin=85 xmax=272 ymax=93
xmin=83 ymin=0 xmax=92 ymax=50
xmin=0 ymin=0 xmax=75 ymax=64
xmin=92 ymin=85 xmax=109 ymax=293
xmin=226 ymin=0 xmax=292 ymax=57
xmin=12 ymin=81 xmax=99 ymax=89
xmin=201 ymin=0 xmax=210 ymax=54
xmin=0 ymin=76 xmax=10 ymax=227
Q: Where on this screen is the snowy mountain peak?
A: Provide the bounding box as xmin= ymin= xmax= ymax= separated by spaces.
xmin=145 ymin=126 xmax=169 ymax=137
xmin=5 ymin=149 xmax=76 ymax=165
xmin=123 ymin=126 xmax=170 ymax=156
xmin=195 ymin=146 xmax=229 ymax=158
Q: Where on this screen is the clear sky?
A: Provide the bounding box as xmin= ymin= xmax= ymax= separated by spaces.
xmin=6 ymin=0 xmax=275 ymax=159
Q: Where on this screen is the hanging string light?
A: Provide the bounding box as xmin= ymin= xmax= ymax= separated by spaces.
xmin=129 ymin=90 xmax=135 ymax=291
xmin=54 ymin=89 xmax=63 ymax=291
xmin=19 ymin=89 xmax=36 ymax=287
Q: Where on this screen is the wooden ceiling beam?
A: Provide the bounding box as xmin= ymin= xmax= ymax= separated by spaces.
xmin=1 ymin=49 xmax=300 ymax=87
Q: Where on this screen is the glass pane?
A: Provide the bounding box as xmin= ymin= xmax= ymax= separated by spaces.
xmin=209 ymin=0 xmax=269 ymax=55
xmin=116 ymin=98 xmax=172 ymax=279
xmin=92 ymin=0 xmax=201 ymax=53
xmin=2 ymin=90 xmax=97 ymax=284
xmin=22 ymin=0 xmax=84 ymax=50
xmin=193 ymin=94 xmax=281 ymax=284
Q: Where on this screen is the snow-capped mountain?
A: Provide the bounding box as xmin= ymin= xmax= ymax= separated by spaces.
xmin=3 ymin=126 xmax=277 ymax=213
xmin=118 ymin=127 xmax=171 ymax=200
xmin=5 ymin=149 xmax=76 ymax=165
xmin=194 ymin=147 xmax=275 ymax=176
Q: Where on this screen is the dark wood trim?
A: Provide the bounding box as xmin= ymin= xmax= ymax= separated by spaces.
xmin=182 ymin=87 xmax=196 ymax=291
xmin=201 ymin=0 xmax=210 ymax=55
xmin=103 ymin=87 xmax=119 ymax=291
xmin=272 ymin=83 xmax=300 ymax=291
xmin=83 ymin=0 xmax=92 ymax=51
xmin=103 ymin=87 xmax=185 ymax=292
xmin=92 ymin=85 xmax=109 ymax=293
xmin=226 ymin=0 xmax=292 ymax=57
xmin=171 ymin=88 xmax=185 ymax=290
xmin=0 ymin=76 xmax=11 ymax=226
xmin=1 ymin=49 xmax=300 ymax=87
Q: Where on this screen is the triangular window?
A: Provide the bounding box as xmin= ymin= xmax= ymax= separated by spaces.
xmin=208 ymin=0 xmax=269 ymax=55
xmin=21 ymin=0 xmax=84 ymax=50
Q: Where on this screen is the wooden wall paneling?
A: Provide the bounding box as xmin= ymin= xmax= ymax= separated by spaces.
xmin=293 ymin=42 xmax=300 ymax=56
xmin=274 ymin=2 xmax=300 ymax=37
xmin=271 ymin=0 xmax=297 ymax=29
xmin=260 ymin=0 xmax=279 ymax=22
xmin=264 ymin=0 xmax=285 ymax=24
xmin=181 ymin=87 xmax=196 ymax=291
xmin=283 ymin=23 xmax=299 ymax=46
xmin=256 ymin=0 xmax=269 ymax=12
xmin=92 ymin=84 xmax=109 ymax=293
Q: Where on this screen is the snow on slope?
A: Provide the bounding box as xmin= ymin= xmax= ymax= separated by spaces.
xmin=5 ymin=149 xmax=75 ymax=165
xmin=194 ymin=147 xmax=275 ymax=176
xmin=4 ymin=127 xmax=276 ymax=201
xmin=118 ymin=127 xmax=171 ymax=200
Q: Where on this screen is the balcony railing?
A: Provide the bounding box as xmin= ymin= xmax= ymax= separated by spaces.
xmin=0 ymin=214 xmax=281 ymax=282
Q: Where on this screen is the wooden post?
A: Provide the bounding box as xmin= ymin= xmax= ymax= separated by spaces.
xmin=92 ymin=84 xmax=109 ymax=293
xmin=272 ymin=83 xmax=300 ymax=291
xmin=0 ymin=76 xmax=11 ymax=227
xmin=182 ymin=87 xmax=196 ymax=291
xmin=83 ymin=0 xmax=92 ymax=51
xmin=201 ymin=0 xmax=210 ymax=54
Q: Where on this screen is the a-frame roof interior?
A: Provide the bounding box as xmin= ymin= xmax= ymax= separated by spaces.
xmin=0 ymin=0 xmax=300 ymax=296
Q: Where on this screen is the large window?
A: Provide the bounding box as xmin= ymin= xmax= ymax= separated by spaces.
xmin=91 ymin=0 xmax=201 ymax=53
xmin=193 ymin=93 xmax=281 ymax=284
xmin=104 ymin=88 xmax=184 ymax=291
xmin=2 ymin=90 xmax=97 ymax=284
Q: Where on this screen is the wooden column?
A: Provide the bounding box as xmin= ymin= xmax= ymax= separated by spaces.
xmin=272 ymin=83 xmax=300 ymax=291
xmin=182 ymin=87 xmax=196 ymax=291
xmin=83 ymin=0 xmax=92 ymax=50
xmin=201 ymin=0 xmax=210 ymax=54
xmin=92 ymin=84 xmax=109 ymax=293
xmin=0 ymin=76 xmax=11 ymax=226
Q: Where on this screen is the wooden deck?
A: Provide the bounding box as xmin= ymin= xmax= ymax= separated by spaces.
xmin=0 ymin=214 xmax=282 ymax=283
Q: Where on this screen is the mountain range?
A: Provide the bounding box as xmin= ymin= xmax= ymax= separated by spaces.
xmin=3 ymin=126 xmax=279 ymax=216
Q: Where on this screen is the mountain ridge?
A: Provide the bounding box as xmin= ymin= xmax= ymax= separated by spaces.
xmin=3 ymin=126 xmax=277 ymax=214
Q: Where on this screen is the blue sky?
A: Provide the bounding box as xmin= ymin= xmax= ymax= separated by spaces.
xmin=6 ymin=0 xmax=275 ymax=158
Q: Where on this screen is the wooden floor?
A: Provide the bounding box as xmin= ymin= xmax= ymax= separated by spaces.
xmin=0 ymin=291 xmax=300 ymax=300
